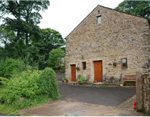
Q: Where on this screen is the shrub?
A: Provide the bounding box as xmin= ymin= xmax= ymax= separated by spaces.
xmin=11 ymin=95 xmax=50 ymax=109
xmin=61 ymin=66 xmax=65 ymax=73
xmin=1 ymin=70 xmax=41 ymax=104
xmin=0 ymin=58 xmax=26 ymax=78
xmin=0 ymin=77 xmax=9 ymax=86
xmin=37 ymin=67 xmax=60 ymax=99
xmin=62 ymin=78 xmax=68 ymax=81
xmin=0 ymin=95 xmax=51 ymax=115
xmin=79 ymin=75 xmax=85 ymax=84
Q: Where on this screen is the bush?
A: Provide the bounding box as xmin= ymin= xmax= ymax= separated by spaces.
xmin=0 ymin=68 xmax=61 ymax=114
xmin=0 ymin=95 xmax=51 ymax=115
xmin=11 ymin=95 xmax=50 ymax=109
xmin=0 ymin=58 xmax=27 ymax=78
xmin=1 ymin=70 xmax=41 ymax=104
xmin=37 ymin=67 xmax=60 ymax=99
xmin=0 ymin=77 xmax=9 ymax=86
xmin=61 ymin=66 xmax=65 ymax=73
xmin=79 ymin=75 xmax=85 ymax=84
xmin=62 ymin=78 xmax=68 ymax=81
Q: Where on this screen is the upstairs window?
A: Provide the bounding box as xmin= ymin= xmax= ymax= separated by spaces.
xmin=97 ymin=16 xmax=101 ymax=24
xmin=82 ymin=62 xmax=86 ymax=70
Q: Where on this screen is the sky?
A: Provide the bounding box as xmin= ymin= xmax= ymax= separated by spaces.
xmin=38 ymin=0 xmax=124 ymax=38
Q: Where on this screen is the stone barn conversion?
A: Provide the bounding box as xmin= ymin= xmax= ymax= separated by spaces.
xmin=65 ymin=5 xmax=150 ymax=83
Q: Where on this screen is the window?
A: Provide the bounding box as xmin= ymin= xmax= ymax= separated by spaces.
xmin=97 ymin=16 xmax=101 ymax=24
xmin=121 ymin=58 xmax=127 ymax=68
xmin=82 ymin=62 xmax=86 ymax=70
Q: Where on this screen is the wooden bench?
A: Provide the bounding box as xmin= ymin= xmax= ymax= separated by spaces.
xmin=123 ymin=75 xmax=137 ymax=86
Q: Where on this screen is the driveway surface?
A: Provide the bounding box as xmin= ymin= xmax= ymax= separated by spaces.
xmin=20 ymin=99 xmax=143 ymax=116
xmin=56 ymin=73 xmax=65 ymax=81
xmin=58 ymin=83 xmax=136 ymax=106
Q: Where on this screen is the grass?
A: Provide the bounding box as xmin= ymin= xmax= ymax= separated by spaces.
xmin=0 ymin=87 xmax=52 ymax=115
xmin=0 ymin=104 xmax=19 ymax=115
xmin=99 ymin=84 xmax=107 ymax=86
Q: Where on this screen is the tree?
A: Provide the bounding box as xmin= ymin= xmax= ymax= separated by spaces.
xmin=31 ymin=28 xmax=65 ymax=70
xmin=49 ymin=49 xmax=65 ymax=69
xmin=0 ymin=0 xmax=50 ymax=46
xmin=0 ymin=0 xmax=51 ymax=68
xmin=0 ymin=0 xmax=50 ymax=59
xmin=115 ymin=0 xmax=150 ymax=23
xmin=0 ymin=1 xmax=66 ymax=70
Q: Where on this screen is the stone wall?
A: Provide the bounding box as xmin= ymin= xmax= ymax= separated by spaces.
xmin=65 ymin=5 xmax=150 ymax=82
xmin=136 ymin=71 xmax=150 ymax=115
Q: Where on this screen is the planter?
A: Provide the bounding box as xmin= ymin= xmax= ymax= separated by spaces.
xmin=83 ymin=83 xmax=87 ymax=86
xmin=63 ymin=80 xmax=68 ymax=84
xmin=120 ymin=84 xmax=123 ymax=86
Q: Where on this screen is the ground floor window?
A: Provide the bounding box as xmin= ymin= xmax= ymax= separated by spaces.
xmin=121 ymin=58 xmax=127 ymax=68
xmin=82 ymin=62 xmax=86 ymax=70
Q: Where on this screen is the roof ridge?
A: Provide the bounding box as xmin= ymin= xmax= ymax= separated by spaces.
xmin=65 ymin=5 xmax=148 ymax=39
xmin=97 ymin=4 xmax=147 ymax=20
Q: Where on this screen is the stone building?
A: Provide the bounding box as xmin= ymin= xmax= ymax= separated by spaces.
xmin=65 ymin=5 xmax=150 ymax=83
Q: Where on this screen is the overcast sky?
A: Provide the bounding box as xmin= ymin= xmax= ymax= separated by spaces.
xmin=38 ymin=0 xmax=124 ymax=38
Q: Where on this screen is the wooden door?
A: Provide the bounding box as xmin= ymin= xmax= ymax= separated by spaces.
xmin=71 ymin=65 xmax=76 ymax=81
xmin=94 ymin=61 xmax=103 ymax=82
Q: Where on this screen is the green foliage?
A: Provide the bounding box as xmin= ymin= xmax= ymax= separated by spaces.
xmin=0 ymin=58 xmax=26 ymax=78
xmin=0 ymin=68 xmax=60 ymax=115
xmin=1 ymin=70 xmax=41 ymax=104
xmin=0 ymin=95 xmax=51 ymax=115
xmin=37 ymin=67 xmax=61 ymax=99
xmin=100 ymin=84 xmax=107 ymax=86
xmin=49 ymin=49 xmax=65 ymax=69
xmin=0 ymin=1 xmax=65 ymax=70
xmin=0 ymin=103 xmax=19 ymax=115
xmin=79 ymin=75 xmax=85 ymax=84
xmin=115 ymin=0 xmax=150 ymax=23
xmin=61 ymin=66 xmax=65 ymax=73
xmin=11 ymin=95 xmax=50 ymax=110
xmin=0 ymin=77 xmax=9 ymax=86
xmin=119 ymin=81 xmax=123 ymax=84
xmin=36 ymin=28 xmax=65 ymax=70
xmin=62 ymin=78 xmax=68 ymax=81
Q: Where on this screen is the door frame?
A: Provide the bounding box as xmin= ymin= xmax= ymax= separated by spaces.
xmin=93 ymin=60 xmax=103 ymax=82
xmin=70 ymin=64 xmax=76 ymax=82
